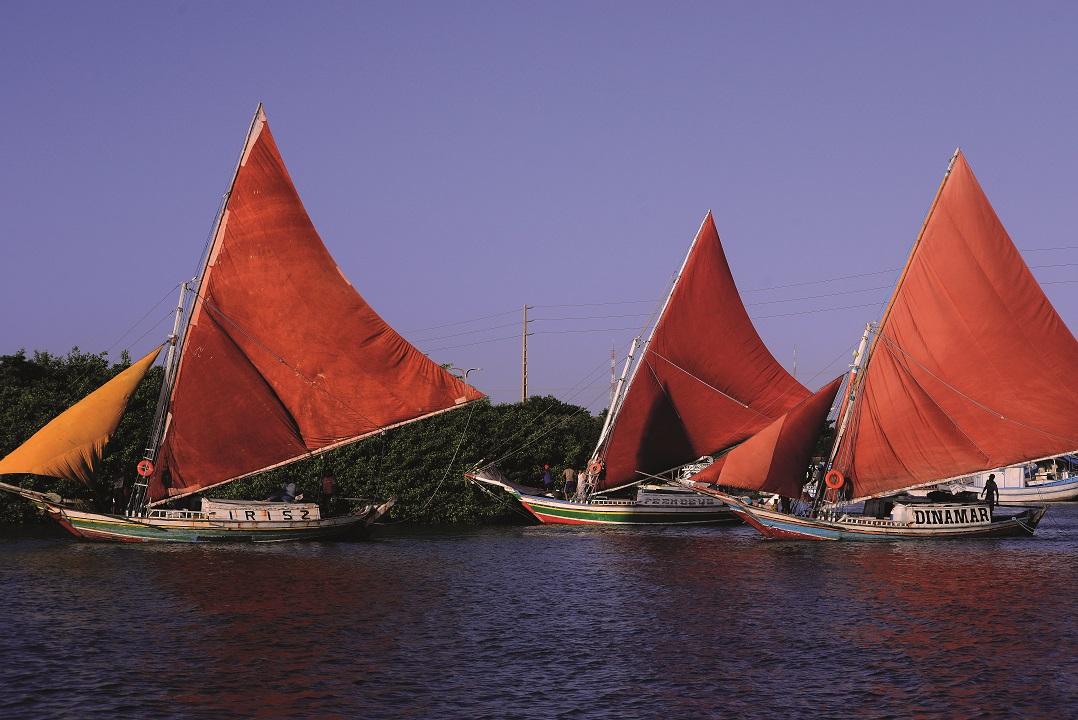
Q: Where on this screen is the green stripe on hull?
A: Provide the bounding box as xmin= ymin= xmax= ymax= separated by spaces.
xmin=524 ymin=500 xmax=735 ymax=525
xmin=67 ymin=515 xmax=359 ymax=543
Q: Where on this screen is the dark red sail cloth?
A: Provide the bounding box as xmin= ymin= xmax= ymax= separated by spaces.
xmin=691 ymin=376 xmax=843 ymax=497
xmin=832 ymin=152 xmax=1078 ymax=500
xmin=149 ymin=109 xmax=483 ymax=503
xmin=596 ymin=212 xmax=809 ymax=491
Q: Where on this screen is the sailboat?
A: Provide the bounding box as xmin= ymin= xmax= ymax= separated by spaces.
xmin=0 ymin=105 xmax=484 ymax=542
xmin=687 ymin=150 xmax=1077 ymax=540
xmin=467 ymin=212 xmax=810 ymax=524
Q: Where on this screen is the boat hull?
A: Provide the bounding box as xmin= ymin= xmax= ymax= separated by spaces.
xmin=466 ymin=471 xmax=739 ymax=526
xmin=517 ymin=493 xmax=739 ymax=526
xmin=42 ymin=500 xmax=393 ymax=543
xmin=692 ymin=486 xmax=1046 ymax=541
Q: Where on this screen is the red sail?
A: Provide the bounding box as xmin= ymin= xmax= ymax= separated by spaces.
xmin=833 ymin=152 xmax=1078 ymax=499
xmin=150 ymin=109 xmax=483 ymax=503
xmin=597 ymin=212 xmax=809 ymax=491
xmin=692 ymin=376 xmax=843 ymax=497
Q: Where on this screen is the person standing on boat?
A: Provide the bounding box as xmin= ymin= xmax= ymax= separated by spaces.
xmin=541 ymin=464 xmax=553 ymax=493
xmin=575 ymin=470 xmax=588 ymax=501
xmin=564 ymin=469 xmax=577 ymax=500
xmin=981 ymin=473 xmax=1000 ymax=517
xmin=562 ymin=466 xmax=575 ymax=492
xmin=319 ymin=474 xmax=336 ymax=513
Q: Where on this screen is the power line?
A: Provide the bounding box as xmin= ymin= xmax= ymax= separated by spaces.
xmin=532 ymin=299 xmax=659 ymax=309
xmin=745 ymin=285 xmax=891 ymax=307
xmin=1030 ymin=262 xmax=1078 ymax=270
xmin=743 ymin=267 xmax=901 ymax=293
xmin=753 ymin=301 xmax=887 ymax=320
xmin=411 ymin=320 xmax=520 ymax=343
xmin=403 ymin=307 xmax=519 ymax=334
xmin=413 ymin=257 xmax=1072 ymax=344
xmin=531 ymin=312 xmax=651 ymax=322
xmin=424 ymin=333 xmax=520 ymax=353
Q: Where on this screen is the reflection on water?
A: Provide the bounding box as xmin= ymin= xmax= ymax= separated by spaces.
xmin=1 ymin=507 xmax=1075 ymax=719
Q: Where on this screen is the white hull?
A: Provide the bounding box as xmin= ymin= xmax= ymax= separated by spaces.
xmin=947 ymin=476 xmax=1078 ymax=504
xmin=924 ymin=457 xmax=1078 ymax=504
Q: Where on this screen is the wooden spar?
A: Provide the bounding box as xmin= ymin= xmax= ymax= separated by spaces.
xmin=591 ymin=336 xmax=640 ymax=462
xmin=128 ymin=282 xmax=190 ymax=514
xmin=589 ymin=211 xmax=712 ymax=476
xmin=142 ymin=281 xmax=188 ymax=457
xmin=825 ymin=321 xmax=874 ymax=471
xmin=144 ymin=399 xmax=484 ymax=507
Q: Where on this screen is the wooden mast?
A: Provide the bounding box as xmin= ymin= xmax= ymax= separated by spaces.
xmin=128 ymin=104 xmax=267 ymax=514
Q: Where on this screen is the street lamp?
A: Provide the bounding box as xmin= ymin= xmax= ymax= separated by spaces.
xmin=449 ymin=366 xmax=481 ymax=382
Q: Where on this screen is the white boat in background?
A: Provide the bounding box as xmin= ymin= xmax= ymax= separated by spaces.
xmin=930 ymin=455 xmax=1078 ymax=504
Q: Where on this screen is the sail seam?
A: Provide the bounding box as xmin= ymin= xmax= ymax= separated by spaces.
xmin=202 ymin=298 xmax=384 ymax=432
xmin=151 ymin=399 xmax=485 ymax=506
xmin=883 ymin=340 xmax=991 ymax=465
xmin=649 ymin=351 xmax=763 ymax=415
xmin=880 ymin=336 xmax=1078 ymax=446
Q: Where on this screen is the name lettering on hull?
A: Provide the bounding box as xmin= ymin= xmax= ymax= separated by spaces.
xmin=910 ymin=504 xmax=990 ymax=527
xmin=201 ymin=500 xmax=322 ymax=522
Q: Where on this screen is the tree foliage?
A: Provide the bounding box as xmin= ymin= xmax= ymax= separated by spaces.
xmin=0 ymin=349 xmax=602 ymax=525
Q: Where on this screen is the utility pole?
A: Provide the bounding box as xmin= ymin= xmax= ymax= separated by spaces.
xmin=521 ymin=304 xmax=533 ymax=402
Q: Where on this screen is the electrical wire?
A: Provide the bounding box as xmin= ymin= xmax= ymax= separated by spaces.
xmin=411 ymin=320 xmax=521 ymax=343
xmin=404 ymin=308 xmax=519 ymax=334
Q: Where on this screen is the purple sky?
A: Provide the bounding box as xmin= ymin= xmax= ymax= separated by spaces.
xmin=2 ymin=2 xmax=1075 ymax=410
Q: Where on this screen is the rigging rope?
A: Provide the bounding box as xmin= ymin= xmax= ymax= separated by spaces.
xmin=420 ymin=400 xmax=480 ymax=512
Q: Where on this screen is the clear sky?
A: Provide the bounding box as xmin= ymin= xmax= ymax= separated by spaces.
xmin=2 ymin=2 xmax=1075 ymax=409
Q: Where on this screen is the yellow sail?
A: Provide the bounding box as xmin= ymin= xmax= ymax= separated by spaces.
xmin=0 ymin=347 xmax=161 ymax=484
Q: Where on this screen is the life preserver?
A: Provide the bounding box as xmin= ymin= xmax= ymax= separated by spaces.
xmin=824 ymin=469 xmax=845 ymax=490
xmin=136 ymin=459 xmax=155 ymax=477
xmin=587 ymin=460 xmax=603 ymax=476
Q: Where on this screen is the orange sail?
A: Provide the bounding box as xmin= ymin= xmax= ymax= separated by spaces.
xmin=692 ymin=376 xmax=843 ymax=497
xmin=832 ymin=151 xmax=1078 ymax=499
xmin=0 ymin=347 xmax=161 ymax=484
xmin=596 ymin=212 xmax=809 ymax=491
xmin=149 ymin=108 xmax=483 ymax=503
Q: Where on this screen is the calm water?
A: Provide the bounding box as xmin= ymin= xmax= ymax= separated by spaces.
xmin=1 ymin=506 xmax=1076 ymax=719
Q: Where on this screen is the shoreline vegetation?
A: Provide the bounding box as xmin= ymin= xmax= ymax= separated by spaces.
xmin=0 ymin=349 xmax=603 ymax=525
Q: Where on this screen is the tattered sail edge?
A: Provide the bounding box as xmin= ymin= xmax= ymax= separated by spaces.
xmin=145 ymin=398 xmax=485 ymax=507
xmin=239 ymin=104 xmax=267 ymax=167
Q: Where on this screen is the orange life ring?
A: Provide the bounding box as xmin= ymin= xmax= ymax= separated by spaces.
xmin=824 ymin=469 xmax=845 ymax=490
xmin=136 ymin=459 xmax=155 ymax=477
xmin=587 ymin=460 xmax=603 ymax=476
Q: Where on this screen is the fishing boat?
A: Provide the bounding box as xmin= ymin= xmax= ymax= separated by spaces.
xmin=685 ymin=150 xmax=1077 ymax=540
xmin=927 ymin=455 xmax=1078 ymax=504
xmin=0 ymin=105 xmax=484 ymax=542
xmin=467 ymin=211 xmax=810 ymax=525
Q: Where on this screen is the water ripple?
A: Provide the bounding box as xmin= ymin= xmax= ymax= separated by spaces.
xmin=1 ymin=507 xmax=1076 ymax=718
